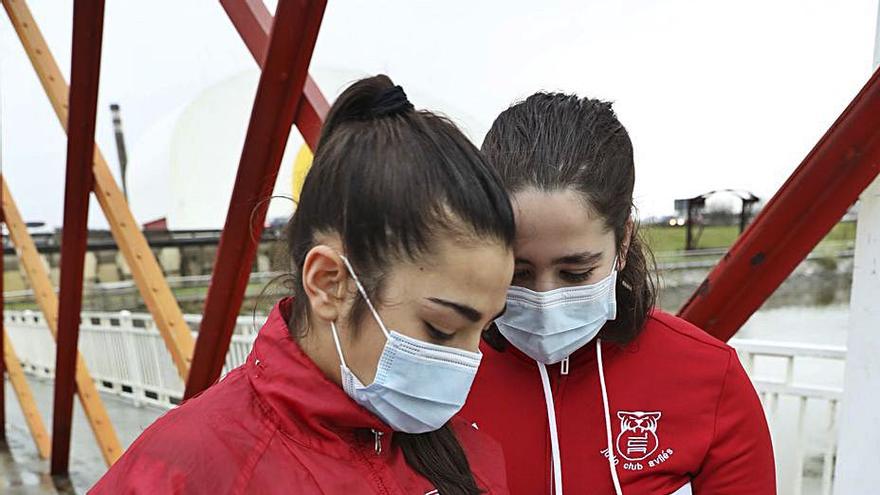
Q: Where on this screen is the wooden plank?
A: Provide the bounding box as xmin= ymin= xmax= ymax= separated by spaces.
xmin=2 ymin=333 xmax=51 ymax=459
xmin=0 ymin=176 xmax=121 ymax=466
xmin=1 ymin=0 xmax=194 ymax=380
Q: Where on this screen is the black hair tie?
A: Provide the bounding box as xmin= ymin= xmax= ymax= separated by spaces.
xmin=370 ymin=85 xmax=414 ymax=118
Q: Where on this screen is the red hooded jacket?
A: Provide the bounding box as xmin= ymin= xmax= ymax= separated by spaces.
xmin=91 ymin=297 xmax=509 ymax=494
xmin=460 ymin=310 xmax=775 ymax=494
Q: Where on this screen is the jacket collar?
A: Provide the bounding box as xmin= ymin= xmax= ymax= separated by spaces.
xmin=484 ymin=326 xmax=627 ymax=375
xmin=246 ymin=297 xmax=392 ymax=452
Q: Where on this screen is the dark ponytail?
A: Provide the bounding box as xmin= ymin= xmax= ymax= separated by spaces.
xmin=396 ymin=426 xmax=484 ymax=494
xmin=286 ymin=75 xmax=512 ymax=495
xmin=481 ymin=92 xmax=657 ymax=345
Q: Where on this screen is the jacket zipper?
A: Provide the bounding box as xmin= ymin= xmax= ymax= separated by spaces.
xmin=553 ymin=358 xmax=571 ymax=493
xmin=352 ymin=430 xmax=391 ymax=495
xmin=372 ymin=429 xmax=384 ymax=455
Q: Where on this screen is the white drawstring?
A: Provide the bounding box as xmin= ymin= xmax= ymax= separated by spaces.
xmin=535 ymin=341 xmax=622 ymax=495
xmin=597 ymin=339 xmax=623 ymax=495
xmin=538 ymin=362 xmax=564 ymax=495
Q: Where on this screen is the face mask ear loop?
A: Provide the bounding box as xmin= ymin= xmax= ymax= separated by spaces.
xmin=329 ymin=321 xmax=350 ymax=370
xmin=598 ymin=338 xmax=623 ymax=495
xmin=338 ymin=254 xmax=391 ymax=339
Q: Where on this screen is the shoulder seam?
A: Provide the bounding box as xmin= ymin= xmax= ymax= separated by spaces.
xmin=647 ymin=314 xmax=730 ymax=352
xmin=237 ymin=421 xmax=278 ymax=494
xmin=232 ymin=384 xmax=281 ymax=494
xmin=699 ymin=348 xmax=735 ymax=469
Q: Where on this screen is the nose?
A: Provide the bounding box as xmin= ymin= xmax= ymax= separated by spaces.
xmin=533 ymin=273 xmax=561 ymax=293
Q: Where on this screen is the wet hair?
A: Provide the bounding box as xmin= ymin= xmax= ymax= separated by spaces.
xmin=481 ymin=92 xmax=656 ymax=345
xmin=285 ymin=75 xmax=514 ymax=495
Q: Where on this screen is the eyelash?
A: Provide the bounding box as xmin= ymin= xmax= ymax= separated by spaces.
xmin=560 ymin=269 xmax=595 ymax=283
xmin=513 ymin=268 xmax=596 ymax=283
xmin=424 ymin=322 xmax=454 ymax=341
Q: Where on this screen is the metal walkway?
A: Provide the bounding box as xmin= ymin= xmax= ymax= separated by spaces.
xmin=1 ymin=377 xmax=164 ymax=493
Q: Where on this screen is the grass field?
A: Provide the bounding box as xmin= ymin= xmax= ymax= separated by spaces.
xmin=641 ymin=220 xmax=857 ymax=253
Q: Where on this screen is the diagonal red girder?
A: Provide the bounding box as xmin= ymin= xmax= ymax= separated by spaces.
xmin=221 ymin=0 xmax=329 ymax=150
xmin=679 ymin=65 xmax=880 ymax=342
xmin=185 ymin=0 xmax=327 ymax=399
xmin=52 ymin=0 xmax=106 ymax=476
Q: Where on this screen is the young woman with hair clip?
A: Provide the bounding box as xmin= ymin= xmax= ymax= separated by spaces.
xmin=460 ymin=93 xmax=775 ymax=495
xmin=91 ymin=75 xmax=515 ymax=495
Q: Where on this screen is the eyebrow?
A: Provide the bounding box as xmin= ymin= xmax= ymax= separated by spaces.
xmin=426 ymin=297 xmax=483 ymax=323
xmin=515 ymin=250 xmax=603 ymax=266
xmin=552 ymin=250 xmax=603 ymax=266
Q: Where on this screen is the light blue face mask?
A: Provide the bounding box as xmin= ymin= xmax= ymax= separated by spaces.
xmin=329 ymin=255 xmax=483 ymax=434
xmin=495 ymin=257 xmax=618 ymax=364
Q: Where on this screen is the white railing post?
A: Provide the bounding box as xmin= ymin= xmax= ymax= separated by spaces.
xmin=118 ymin=310 xmax=145 ymax=406
xmin=731 ymin=339 xmax=845 ymax=495
xmin=821 ymin=400 xmax=838 ymax=495
xmin=793 ymin=396 xmax=807 ymax=495
xmin=834 ymin=6 xmax=880 ymax=492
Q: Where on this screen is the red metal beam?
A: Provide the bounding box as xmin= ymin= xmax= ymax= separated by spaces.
xmin=51 ymin=0 xmax=105 ymax=475
xmin=679 ymin=65 xmax=880 ymax=342
xmin=185 ymin=0 xmax=326 ymax=399
xmin=221 ymin=0 xmax=329 ymax=150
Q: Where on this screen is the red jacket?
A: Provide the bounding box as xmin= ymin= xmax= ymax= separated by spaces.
xmin=91 ymin=297 xmax=509 ymax=494
xmin=460 ymin=310 xmax=775 ymax=494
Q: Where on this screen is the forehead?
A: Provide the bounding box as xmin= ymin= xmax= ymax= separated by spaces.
xmin=512 ymin=188 xmax=613 ymax=261
xmin=385 ymin=236 xmax=513 ymax=312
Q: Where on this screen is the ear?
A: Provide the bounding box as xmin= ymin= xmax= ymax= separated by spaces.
xmin=618 ymin=217 xmax=634 ymax=271
xmin=301 ymin=245 xmax=348 ymax=323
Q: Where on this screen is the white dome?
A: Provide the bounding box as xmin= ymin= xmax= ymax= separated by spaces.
xmin=125 ymin=67 xmax=485 ymax=230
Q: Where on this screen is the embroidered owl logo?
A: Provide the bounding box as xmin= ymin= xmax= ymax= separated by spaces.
xmin=616 ymin=410 xmax=662 ymax=461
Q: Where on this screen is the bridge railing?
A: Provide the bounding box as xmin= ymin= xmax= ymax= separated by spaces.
xmin=3 ymin=309 xmax=264 ymax=408
xmin=731 ymin=339 xmax=845 ymax=495
xmin=2 ymin=309 xmax=844 ymax=494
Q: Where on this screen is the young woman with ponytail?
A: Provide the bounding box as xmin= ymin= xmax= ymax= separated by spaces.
xmin=91 ymin=75 xmax=514 ymax=494
xmin=461 ymin=93 xmax=775 ymax=494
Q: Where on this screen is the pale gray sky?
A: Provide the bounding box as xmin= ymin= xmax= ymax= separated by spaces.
xmin=2 ymin=0 xmax=878 ymax=229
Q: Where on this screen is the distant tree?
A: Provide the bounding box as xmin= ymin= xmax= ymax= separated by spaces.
xmin=703 ymin=204 xmax=738 ymax=226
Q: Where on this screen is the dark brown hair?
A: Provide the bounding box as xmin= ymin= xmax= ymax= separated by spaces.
xmin=285 ymin=75 xmax=514 ymax=495
xmin=481 ymin=92 xmax=656 ymax=345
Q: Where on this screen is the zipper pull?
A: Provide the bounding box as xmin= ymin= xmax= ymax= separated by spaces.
xmin=372 ymin=429 xmax=384 ymax=455
xmin=561 ymin=356 xmax=570 ymax=376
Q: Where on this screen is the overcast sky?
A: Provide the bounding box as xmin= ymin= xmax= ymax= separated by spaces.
xmin=2 ymin=0 xmax=878 ymax=229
